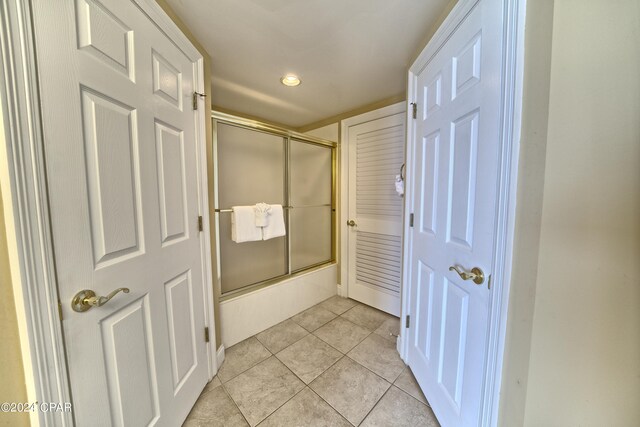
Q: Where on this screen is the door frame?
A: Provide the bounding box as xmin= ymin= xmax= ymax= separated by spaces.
xmin=339 ymin=102 xmax=406 ymax=299
xmin=0 ymin=1 xmax=217 ymax=425
xmin=398 ymin=0 xmax=526 ymax=426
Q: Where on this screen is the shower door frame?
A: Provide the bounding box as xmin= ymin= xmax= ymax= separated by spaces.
xmin=211 ymin=111 xmax=337 ymax=300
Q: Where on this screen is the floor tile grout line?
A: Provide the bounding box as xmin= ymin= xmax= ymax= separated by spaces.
xmin=391 ymin=383 xmax=434 ymax=409
xmin=253 ymin=384 xmax=309 ymax=427
xmin=219 ymin=337 xmax=274 ymax=384
xmin=254 ymin=319 xmax=309 ymax=354
xmin=337 ymin=310 xmax=391 ymax=335
xmin=306 ymin=353 xmax=348 ymax=388
xmin=219 ymin=352 xmax=271 ymax=385
xmin=306 ymin=354 xmax=391 ymax=427
xmin=343 ymin=352 xmax=402 ymax=386
xmin=309 ymin=316 xmax=402 ymax=383
xmin=306 ymin=355 xmax=360 ymax=426
xmin=249 ymin=353 xmax=324 ymax=425
xmin=219 ymin=299 xmax=342 ymax=385
xmin=266 ymin=326 xmax=311 ymax=356
xmin=252 ymin=295 xmax=356 ymax=340
xmin=254 ymin=334 xmax=279 ymax=354
xmin=220 ymin=380 xmax=253 ymax=426
xmin=320 ymin=301 xmax=359 ymax=316
xmin=275 ymin=334 xmax=342 ymax=365
xmin=393 ymin=368 xmax=432 ymax=408
xmin=234 ymin=296 xmax=335 ymax=361
xmin=259 ymin=311 xmax=342 ymax=365
xmin=222 ymin=356 xmax=305 ymax=426
xmin=214 ymin=297 xmax=403 ymax=426
xmin=292 ymin=313 xmax=338 ymax=333
xmin=344 ymin=328 xmax=376 ymax=354
xmin=356 ymin=380 xmax=394 ymax=427
xmin=339 ymin=354 xmax=437 ymax=421
xmin=234 ymin=298 xmax=374 ymax=363
xmin=305 ymin=385 xmax=354 ymax=427
xmin=339 ymin=319 xmax=404 ymax=383
xmin=276 ymin=342 xmax=346 ymax=387
xmin=311 ymin=320 xmax=373 ymax=355
xmin=217 ymin=361 xmax=433 ymax=427
xmin=321 ymin=295 xmax=360 ymax=309
xmin=331 ymin=313 xmax=365 ymax=327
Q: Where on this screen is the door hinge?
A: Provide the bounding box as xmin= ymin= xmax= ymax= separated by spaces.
xmin=192 ymin=91 xmax=206 ymax=110
xmin=405 ymin=315 xmax=410 ymax=328
xmin=409 ymin=213 xmax=414 ymax=227
xmin=58 ymin=300 xmax=63 ymax=321
xmin=204 ymin=327 xmax=210 ymax=343
xmin=411 ymin=102 xmax=417 ymax=119
xmin=198 ymin=215 xmax=203 ymax=232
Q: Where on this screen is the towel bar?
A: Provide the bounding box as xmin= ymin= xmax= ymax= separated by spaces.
xmin=213 ymin=204 xmax=332 ymax=213
xmin=214 ymin=206 xmax=294 ymax=213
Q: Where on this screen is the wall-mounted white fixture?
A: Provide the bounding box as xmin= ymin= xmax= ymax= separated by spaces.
xmin=280 ymin=74 xmax=301 ymax=87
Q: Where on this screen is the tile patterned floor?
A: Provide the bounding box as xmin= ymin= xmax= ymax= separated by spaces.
xmin=184 ymin=296 xmax=440 ymax=427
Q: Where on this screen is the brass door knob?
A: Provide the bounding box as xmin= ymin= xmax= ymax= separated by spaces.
xmin=71 ymin=287 xmax=130 ymax=312
xmin=346 ymin=220 xmax=357 ymax=227
xmin=449 ymin=265 xmax=485 ymax=285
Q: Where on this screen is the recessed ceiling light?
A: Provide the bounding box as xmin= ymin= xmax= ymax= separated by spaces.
xmin=281 ymin=74 xmax=301 ymax=87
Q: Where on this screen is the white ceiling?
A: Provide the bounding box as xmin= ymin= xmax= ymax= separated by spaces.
xmin=166 ymin=0 xmax=450 ymax=128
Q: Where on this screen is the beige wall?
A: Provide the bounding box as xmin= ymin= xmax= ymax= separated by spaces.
xmin=0 ymin=101 xmax=29 ymax=427
xmin=503 ymin=0 xmax=640 ymax=425
xmin=524 ymin=0 xmax=640 ymax=424
xmin=305 ymin=123 xmax=339 ymax=142
xmin=498 ymin=0 xmax=555 ymax=424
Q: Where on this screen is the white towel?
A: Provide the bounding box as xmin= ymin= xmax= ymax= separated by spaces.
xmin=231 ymin=206 xmax=262 ymax=243
xmin=262 ymin=204 xmax=286 ymax=240
xmin=254 ymin=202 xmax=272 ymax=227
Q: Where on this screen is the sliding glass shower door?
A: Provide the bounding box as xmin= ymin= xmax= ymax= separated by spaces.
xmin=214 ymin=117 xmax=335 ymax=296
xmin=216 ymin=123 xmax=287 ymax=293
xmin=289 ymin=139 xmax=333 ymax=272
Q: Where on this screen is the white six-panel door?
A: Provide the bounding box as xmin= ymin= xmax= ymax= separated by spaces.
xmin=31 ymin=0 xmax=209 ymax=425
xmin=345 ymin=107 xmax=405 ymax=315
xmin=406 ymin=0 xmax=504 ymax=425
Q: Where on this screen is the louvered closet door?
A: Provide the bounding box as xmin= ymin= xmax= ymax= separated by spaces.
xmin=347 ymin=112 xmax=405 ymax=315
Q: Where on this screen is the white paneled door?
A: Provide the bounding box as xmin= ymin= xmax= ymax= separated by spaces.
xmin=31 ymin=0 xmax=209 ymax=425
xmin=346 ymin=108 xmax=405 ymax=315
xmin=406 ymin=0 xmax=504 ymax=425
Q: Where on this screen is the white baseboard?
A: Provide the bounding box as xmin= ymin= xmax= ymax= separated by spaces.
xmin=336 ymin=283 xmax=343 ymax=297
xmin=397 ymin=334 xmax=405 ymax=363
xmin=219 ymin=264 xmax=338 ymax=348
xmin=216 ymin=345 xmax=225 ymax=370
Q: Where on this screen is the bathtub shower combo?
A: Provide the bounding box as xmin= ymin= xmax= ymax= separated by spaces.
xmin=212 ymin=113 xmax=336 ymax=299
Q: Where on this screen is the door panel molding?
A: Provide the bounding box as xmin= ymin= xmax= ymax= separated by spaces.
xmin=400 ymin=0 xmax=527 ymax=426
xmin=0 ymin=1 xmax=215 ymax=425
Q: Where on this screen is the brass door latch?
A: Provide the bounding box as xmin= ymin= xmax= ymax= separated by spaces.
xmin=71 ymin=288 xmax=130 ymax=312
xmin=449 ymin=265 xmax=485 ymax=285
